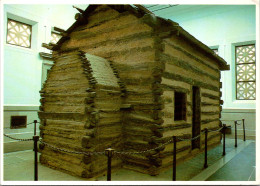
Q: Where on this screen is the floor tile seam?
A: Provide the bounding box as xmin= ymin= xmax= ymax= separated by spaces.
xmin=247 ymin=167 xmax=256 ymax=181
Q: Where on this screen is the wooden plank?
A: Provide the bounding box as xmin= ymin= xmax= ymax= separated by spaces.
xmin=45 ymin=119 xmax=86 ymax=130
xmin=41 ymin=135 xmax=84 ymax=150
xmin=84 ymin=6 xmax=121 ymax=29
xmin=202 ymin=93 xmax=219 ymax=100
xmin=45 ymin=85 xmax=89 ymax=94
xmin=44 ymin=104 xmax=85 ymax=113
xmin=163 ymin=127 xmax=191 ymax=138
xmin=40 ymin=154 xmax=85 ymax=177
xmin=163 ymin=72 xmax=219 ymax=92
xmin=201 ymin=114 xmax=219 ymax=121
xmin=62 ymin=19 xmax=153 ymax=51
xmin=201 ymin=96 xmax=219 ymax=104
xmin=201 ymin=105 xmax=220 ymax=113
xmin=108 ymin=49 xmax=156 ymax=65
xmin=201 ymin=118 xmax=220 ymax=125
xmin=201 ymin=88 xmax=220 ymax=97
xmin=43 ymin=96 xmax=86 ymax=104
xmin=73 ymin=13 xmax=137 ymax=33
xmin=161 ymin=51 xmax=219 ymax=81
xmin=165 ymin=37 xmax=219 ymax=71
xmin=164 ymin=63 xmax=219 ymax=88
xmin=38 ymin=111 xmax=86 ymax=121
xmin=201 ymin=120 xmax=220 ymax=129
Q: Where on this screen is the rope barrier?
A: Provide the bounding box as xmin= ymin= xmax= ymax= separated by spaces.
xmin=208 ymin=126 xmax=224 ymax=132
xmin=3 ymin=121 xmax=39 ymax=129
xmin=177 ymin=133 xmax=202 ymax=141
xmin=3 ymin=134 xmax=33 ymax=141
xmin=39 ymin=139 xmax=105 ymax=156
xmin=221 ymin=119 xmax=242 ymax=122
xmin=3 ymin=121 xmax=245 ymax=181
xmin=4 ymin=126 xmax=223 ymax=155
xmin=114 ymin=138 xmax=173 ymax=155
xmin=228 ymin=122 xmax=242 ymax=129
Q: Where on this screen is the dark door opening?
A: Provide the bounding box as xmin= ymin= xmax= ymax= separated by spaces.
xmin=192 ymin=86 xmax=201 ymax=149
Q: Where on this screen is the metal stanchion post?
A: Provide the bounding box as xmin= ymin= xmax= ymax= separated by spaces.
xmin=33 ymin=135 xmax=39 ymax=181
xmin=222 ymin=124 xmax=226 ymax=156
xmin=33 ymin=120 xmax=37 ymax=136
xmin=172 ymin=136 xmax=176 ymax=181
xmin=242 ymin=119 xmax=246 ymax=141
xmin=105 ymin=148 xmax=114 ymax=181
xmin=204 ymin=128 xmax=208 ymax=168
xmin=235 ymin=121 xmax=237 ymax=147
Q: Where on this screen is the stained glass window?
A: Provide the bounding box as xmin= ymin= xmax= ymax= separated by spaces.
xmin=6 ymin=19 xmax=32 ymax=48
xmin=50 ymin=32 xmax=62 ymax=44
xmin=236 ymin=44 xmax=256 ymax=100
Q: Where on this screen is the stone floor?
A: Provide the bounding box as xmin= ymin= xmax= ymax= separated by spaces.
xmin=2 ymin=138 xmax=256 ymax=183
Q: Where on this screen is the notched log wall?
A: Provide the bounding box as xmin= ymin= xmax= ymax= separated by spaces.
xmin=159 ymin=35 xmax=223 ymax=170
xmin=39 ymin=5 xmax=225 ymax=178
xmin=39 ymin=49 xmax=123 ymax=178
xmin=61 ymin=5 xmax=165 ymax=176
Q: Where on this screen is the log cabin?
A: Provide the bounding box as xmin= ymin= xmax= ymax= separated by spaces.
xmin=38 ymin=4 xmax=230 ymax=178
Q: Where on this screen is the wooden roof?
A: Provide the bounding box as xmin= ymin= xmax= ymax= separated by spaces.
xmin=52 ymin=4 xmax=229 ymax=71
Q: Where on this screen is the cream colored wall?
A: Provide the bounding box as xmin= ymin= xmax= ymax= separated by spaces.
xmin=221 ymin=109 xmax=256 ymax=138
xmin=2 ymin=4 xmax=88 ymax=152
xmin=3 ymin=106 xmax=39 ymax=152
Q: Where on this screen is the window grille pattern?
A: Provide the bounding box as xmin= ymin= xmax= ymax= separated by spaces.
xmin=6 ymin=19 xmax=32 ymax=48
xmin=50 ymin=32 xmax=62 ymax=44
xmin=236 ymin=44 xmax=256 ymax=100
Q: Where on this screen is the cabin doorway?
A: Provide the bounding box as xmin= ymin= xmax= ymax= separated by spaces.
xmin=192 ymin=86 xmax=201 ymax=149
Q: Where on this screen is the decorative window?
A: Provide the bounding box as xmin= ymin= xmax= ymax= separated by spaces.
xmin=236 ymin=44 xmax=256 ymax=100
xmin=6 ymin=19 xmax=32 ymax=48
xmin=50 ymin=32 xmax=62 ymax=44
xmin=174 ymin=92 xmax=187 ymax=121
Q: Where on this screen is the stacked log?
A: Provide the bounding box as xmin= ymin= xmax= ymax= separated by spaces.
xmin=158 ymin=34 xmax=222 ymax=170
xmin=39 ymin=51 xmax=90 ymax=177
xmin=39 ymin=5 xmax=226 ymax=178
xmin=57 ymin=6 xmax=167 ymax=175
xmin=39 ymin=50 xmax=123 ymax=178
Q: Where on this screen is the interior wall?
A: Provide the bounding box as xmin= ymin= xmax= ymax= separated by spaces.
xmin=2 ymin=4 xmax=88 ymax=151
xmin=3 ymin=4 xmax=88 ymax=105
